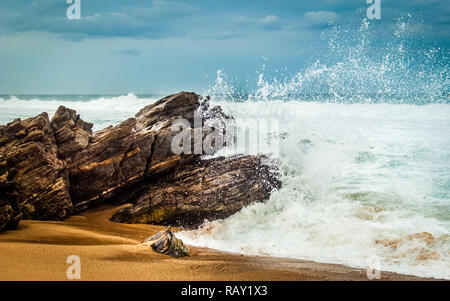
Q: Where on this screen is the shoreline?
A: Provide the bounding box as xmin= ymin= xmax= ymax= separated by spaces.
xmin=0 ymin=204 xmax=433 ymax=281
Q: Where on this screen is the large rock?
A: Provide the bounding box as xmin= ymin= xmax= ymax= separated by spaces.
xmin=68 ymin=92 xmax=200 ymax=211
xmin=0 ymin=91 xmax=281 ymax=231
xmin=50 ymin=106 xmax=93 ymax=160
xmin=111 ymin=155 xmax=281 ymax=228
xmin=0 ymin=179 xmax=21 ymax=231
xmin=0 ymin=113 xmax=72 ymax=220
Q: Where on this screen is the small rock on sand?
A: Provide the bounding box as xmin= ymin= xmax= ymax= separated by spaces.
xmin=142 ymin=228 xmax=189 ymax=258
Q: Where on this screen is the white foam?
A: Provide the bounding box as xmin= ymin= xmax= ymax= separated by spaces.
xmin=0 ymin=93 xmax=157 ymax=130
xmin=179 ymin=100 xmax=450 ymax=280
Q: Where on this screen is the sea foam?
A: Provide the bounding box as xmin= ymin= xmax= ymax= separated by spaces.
xmin=0 ymin=93 xmax=157 ymax=131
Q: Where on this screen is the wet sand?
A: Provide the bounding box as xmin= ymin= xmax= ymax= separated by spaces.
xmin=0 ymin=204 xmax=427 ymax=281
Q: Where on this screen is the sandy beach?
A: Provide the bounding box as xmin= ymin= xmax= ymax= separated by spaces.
xmin=0 ymin=204 xmax=428 ymax=281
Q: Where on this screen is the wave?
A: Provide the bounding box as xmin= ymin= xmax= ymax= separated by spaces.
xmin=204 ymin=17 xmax=449 ymax=104
xmin=178 ymin=16 xmax=450 ymax=279
xmin=179 ymin=100 xmax=450 ymax=280
xmin=0 ymin=93 xmax=157 ymax=130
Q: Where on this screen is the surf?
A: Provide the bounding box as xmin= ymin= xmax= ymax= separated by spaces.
xmin=177 ymin=17 xmax=450 ymax=280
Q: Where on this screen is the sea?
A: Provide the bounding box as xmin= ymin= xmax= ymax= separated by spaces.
xmin=0 ymin=19 xmax=449 ymax=279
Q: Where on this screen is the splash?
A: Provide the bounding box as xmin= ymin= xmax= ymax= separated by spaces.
xmin=205 ymin=17 xmax=449 ymax=103
xmin=178 ymin=100 xmax=450 ymax=279
xmin=183 ymin=16 xmax=450 ymax=279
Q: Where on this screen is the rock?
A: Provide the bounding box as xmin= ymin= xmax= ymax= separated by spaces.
xmin=67 ymin=117 xmax=155 ymax=210
xmin=111 ymin=155 xmax=281 ymax=228
xmin=68 ymin=92 xmax=201 ymax=211
xmin=0 ymin=113 xmax=72 ymax=220
xmin=0 ymin=179 xmax=21 ymax=231
xmin=408 ymin=232 xmax=435 ymax=247
xmin=142 ymin=228 xmax=189 ymax=258
xmin=136 ymin=92 xmax=200 ymax=127
xmin=50 ymin=106 xmax=93 ymax=160
xmin=415 ymin=249 xmax=440 ymax=261
xmin=0 ymin=92 xmax=207 ymax=227
xmin=0 ymin=91 xmax=281 ymax=231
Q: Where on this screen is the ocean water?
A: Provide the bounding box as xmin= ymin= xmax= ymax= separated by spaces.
xmin=1 ymin=18 xmax=449 ymax=279
xmin=0 ymin=93 xmax=161 ymax=131
xmin=179 ymin=100 xmax=450 ymax=280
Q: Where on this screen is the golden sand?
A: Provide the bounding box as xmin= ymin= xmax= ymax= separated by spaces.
xmin=0 ymin=205 xmax=426 ymax=281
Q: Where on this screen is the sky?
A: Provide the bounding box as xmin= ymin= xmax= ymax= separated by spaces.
xmin=0 ymin=0 xmax=448 ymax=94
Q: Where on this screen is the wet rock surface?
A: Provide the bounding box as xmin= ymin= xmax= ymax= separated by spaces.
xmin=142 ymin=228 xmax=189 ymax=258
xmin=111 ymin=155 xmax=281 ymax=228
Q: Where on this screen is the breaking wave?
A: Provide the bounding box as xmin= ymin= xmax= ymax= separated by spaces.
xmin=0 ymin=93 xmax=158 ymax=130
xmin=178 ymin=17 xmax=450 ymax=279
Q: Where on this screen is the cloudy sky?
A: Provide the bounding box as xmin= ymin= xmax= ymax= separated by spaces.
xmin=0 ymin=0 xmax=448 ymax=94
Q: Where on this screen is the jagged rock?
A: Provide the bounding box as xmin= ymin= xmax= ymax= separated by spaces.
xmin=0 ymin=179 xmax=21 ymax=231
xmin=0 ymin=113 xmax=72 ymax=220
xmin=0 ymin=92 xmax=207 ymax=226
xmin=111 ymin=155 xmax=281 ymax=228
xmin=68 ymin=92 xmax=201 ymax=211
xmin=136 ymin=92 xmax=200 ymax=127
xmin=0 ymin=91 xmax=281 ymax=232
xmin=50 ymin=106 xmax=93 ymax=160
xmin=142 ymin=228 xmax=189 ymax=258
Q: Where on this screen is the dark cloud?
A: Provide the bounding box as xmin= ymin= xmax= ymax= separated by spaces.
xmin=0 ymin=0 xmax=198 ymax=39
xmin=0 ymin=0 xmax=447 ymax=43
xmin=0 ymin=0 xmax=448 ymax=95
